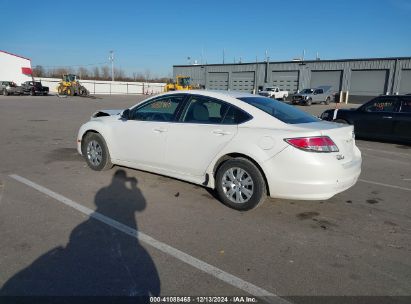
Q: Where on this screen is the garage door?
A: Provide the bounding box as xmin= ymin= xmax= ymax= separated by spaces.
xmin=350 ymin=70 xmax=388 ymax=96
xmin=271 ymin=71 xmax=299 ymax=93
xmin=310 ymin=70 xmax=342 ymax=92
xmin=207 ymin=72 xmax=229 ymax=90
xmin=231 ymin=72 xmax=255 ymax=92
xmin=399 ymin=69 xmax=411 ymax=94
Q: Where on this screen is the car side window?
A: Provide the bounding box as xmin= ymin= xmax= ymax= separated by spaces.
xmin=363 ymin=97 xmax=399 ymax=113
xmin=181 ymin=96 xmax=228 ymax=124
xmin=315 ymin=89 xmax=323 ymax=94
xmin=222 ymin=106 xmax=252 ymax=124
xmin=400 ymin=97 xmax=411 ymax=113
xmin=132 ymin=95 xmax=184 ymax=122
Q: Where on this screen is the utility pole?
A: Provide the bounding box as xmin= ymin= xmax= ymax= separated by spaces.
xmin=109 ymin=50 xmax=114 ymax=81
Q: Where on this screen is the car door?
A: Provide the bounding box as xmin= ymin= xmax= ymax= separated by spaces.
xmin=110 ymin=94 xmax=186 ymax=169
xmin=392 ymin=96 xmax=411 ymax=141
xmin=354 ymin=96 xmax=400 ymax=139
xmin=313 ymin=89 xmax=324 ymax=103
xmin=164 ymin=95 xmax=241 ymax=177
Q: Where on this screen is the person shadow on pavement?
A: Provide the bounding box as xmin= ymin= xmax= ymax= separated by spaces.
xmin=0 ymin=169 xmax=160 ymax=298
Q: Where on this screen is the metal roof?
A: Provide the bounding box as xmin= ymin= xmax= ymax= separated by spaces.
xmin=0 ymin=50 xmax=31 ymax=61
xmin=174 ymin=56 xmax=411 ymax=67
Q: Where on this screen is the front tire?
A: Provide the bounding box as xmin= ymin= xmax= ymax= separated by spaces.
xmin=215 ymin=158 xmax=267 ymax=211
xmin=82 ymin=133 xmax=113 ymax=171
xmin=306 ymin=98 xmax=312 ymax=106
xmin=3 ymin=89 xmax=8 ymax=96
xmin=325 ymin=97 xmax=331 ymax=105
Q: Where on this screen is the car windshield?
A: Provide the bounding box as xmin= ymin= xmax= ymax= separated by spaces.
xmin=35 ymin=82 xmax=42 ymax=86
xmin=238 ymin=97 xmax=320 ymax=124
xmin=300 ymin=89 xmax=313 ymax=94
xmin=265 ymin=88 xmax=274 ymax=91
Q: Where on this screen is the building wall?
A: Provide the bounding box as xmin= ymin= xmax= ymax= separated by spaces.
xmin=36 ymin=77 xmax=166 ymax=95
xmin=174 ymin=57 xmax=411 ymax=104
xmin=0 ymin=51 xmax=32 ymax=85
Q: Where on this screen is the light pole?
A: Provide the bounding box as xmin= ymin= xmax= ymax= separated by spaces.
xmin=109 ymin=51 xmax=114 ymax=81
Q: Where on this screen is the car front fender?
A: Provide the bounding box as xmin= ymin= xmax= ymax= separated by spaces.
xmin=76 ymin=120 xmax=115 ymax=156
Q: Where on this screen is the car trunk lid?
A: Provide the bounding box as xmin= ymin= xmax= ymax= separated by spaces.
xmin=289 ymin=121 xmax=356 ymax=161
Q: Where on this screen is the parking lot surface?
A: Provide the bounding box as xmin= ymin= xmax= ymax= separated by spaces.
xmin=0 ymin=95 xmax=410 ymax=302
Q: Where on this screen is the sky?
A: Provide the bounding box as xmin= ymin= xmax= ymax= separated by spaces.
xmin=1 ymin=0 xmax=410 ymax=77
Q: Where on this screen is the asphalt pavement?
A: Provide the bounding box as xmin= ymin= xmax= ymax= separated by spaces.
xmin=0 ymin=94 xmax=410 ymax=303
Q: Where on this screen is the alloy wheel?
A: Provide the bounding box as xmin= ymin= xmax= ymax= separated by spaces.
xmin=221 ymin=167 xmax=254 ymax=204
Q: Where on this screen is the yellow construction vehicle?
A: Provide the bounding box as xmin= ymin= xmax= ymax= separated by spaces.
xmin=164 ymin=75 xmax=193 ymax=92
xmin=57 ymin=74 xmax=89 ymax=96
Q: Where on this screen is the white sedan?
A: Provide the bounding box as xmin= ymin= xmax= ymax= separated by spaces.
xmin=77 ymin=90 xmax=361 ymax=210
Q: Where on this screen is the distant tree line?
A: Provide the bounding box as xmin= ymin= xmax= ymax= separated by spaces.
xmin=31 ymin=65 xmax=170 ymax=83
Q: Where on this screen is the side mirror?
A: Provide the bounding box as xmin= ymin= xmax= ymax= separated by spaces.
xmin=121 ymin=109 xmax=131 ymax=120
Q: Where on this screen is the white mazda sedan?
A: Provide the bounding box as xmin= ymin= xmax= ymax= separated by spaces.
xmin=77 ymin=90 xmax=361 ymax=210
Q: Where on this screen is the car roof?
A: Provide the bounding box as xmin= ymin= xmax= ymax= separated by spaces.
xmin=374 ymin=95 xmax=411 ymax=98
xmin=163 ymin=89 xmax=258 ymax=99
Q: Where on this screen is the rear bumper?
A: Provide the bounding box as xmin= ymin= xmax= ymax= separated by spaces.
xmin=262 ymin=146 xmax=362 ymax=200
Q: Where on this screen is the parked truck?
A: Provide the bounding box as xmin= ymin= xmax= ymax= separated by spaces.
xmin=0 ymin=81 xmax=23 ymax=96
xmin=292 ymin=86 xmax=335 ymax=106
xmin=258 ymin=87 xmax=289 ymax=100
xmin=21 ymin=81 xmax=49 ymax=96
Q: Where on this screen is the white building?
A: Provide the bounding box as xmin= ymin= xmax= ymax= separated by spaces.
xmin=0 ymin=50 xmax=33 ymax=85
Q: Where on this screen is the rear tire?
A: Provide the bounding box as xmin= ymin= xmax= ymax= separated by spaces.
xmin=215 ymin=158 xmax=267 ymax=211
xmin=325 ymin=97 xmax=331 ymax=105
xmin=82 ymin=133 xmax=113 ymax=171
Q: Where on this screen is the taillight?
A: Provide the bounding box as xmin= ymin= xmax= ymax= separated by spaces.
xmin=284 ymin=136 xmax=339 ymax=152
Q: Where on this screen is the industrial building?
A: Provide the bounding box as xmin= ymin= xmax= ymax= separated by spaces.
xmin=0 ymin=50 xmax=32 ymax=85
xmin=173 ymin=57 xmax=411 ymax=103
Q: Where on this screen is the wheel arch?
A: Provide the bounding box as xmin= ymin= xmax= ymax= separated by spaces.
xmin=81 ymin=129 xmax=100 ymax=154
xmin=211 ymin=153 xmax=270 ymax=196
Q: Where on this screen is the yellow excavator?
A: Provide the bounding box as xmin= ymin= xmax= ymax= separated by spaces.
xmin=164 ymin=75 xmax=193 ymax=92
xmin=57 ymin=74 xmax=89 ymax=96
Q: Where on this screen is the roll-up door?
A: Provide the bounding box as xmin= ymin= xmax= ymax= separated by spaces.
xmin=207 ymin=72 xmax=228 ymax=90
xmin=350 ymin=70 xmax=388 ymax=96
xmin=271 ymin=71 xmax=299 ymax=93
xmin=231 ymin=72 xmax=255 ymax=92
xmin=310 ymin=70 xmax=342 ymax=92
xmin=399 ymin=69 xmax=411 ymax=94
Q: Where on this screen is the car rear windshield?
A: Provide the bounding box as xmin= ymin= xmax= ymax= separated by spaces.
xmin=238 ymin=97 xmax=320 ymax=124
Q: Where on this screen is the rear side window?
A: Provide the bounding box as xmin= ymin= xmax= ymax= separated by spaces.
xmin=238 ymin=97 xmax=319 ymax=124
xmin=222 ymin=107 xmax=252 ymax=124
xmin=182 ymin=96 xmax=227 ymax=124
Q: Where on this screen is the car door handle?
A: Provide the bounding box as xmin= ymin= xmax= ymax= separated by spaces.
xmin=212 ymin=129 xmax=231 ymax=135
xmin=382 ymin=116 xmax=393 ymax=119
xmin=153 ymin=128 xmax=167 ymax=133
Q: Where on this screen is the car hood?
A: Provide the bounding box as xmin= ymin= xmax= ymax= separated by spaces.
xmin=91 ymin=109 xmax=123 ymax=118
